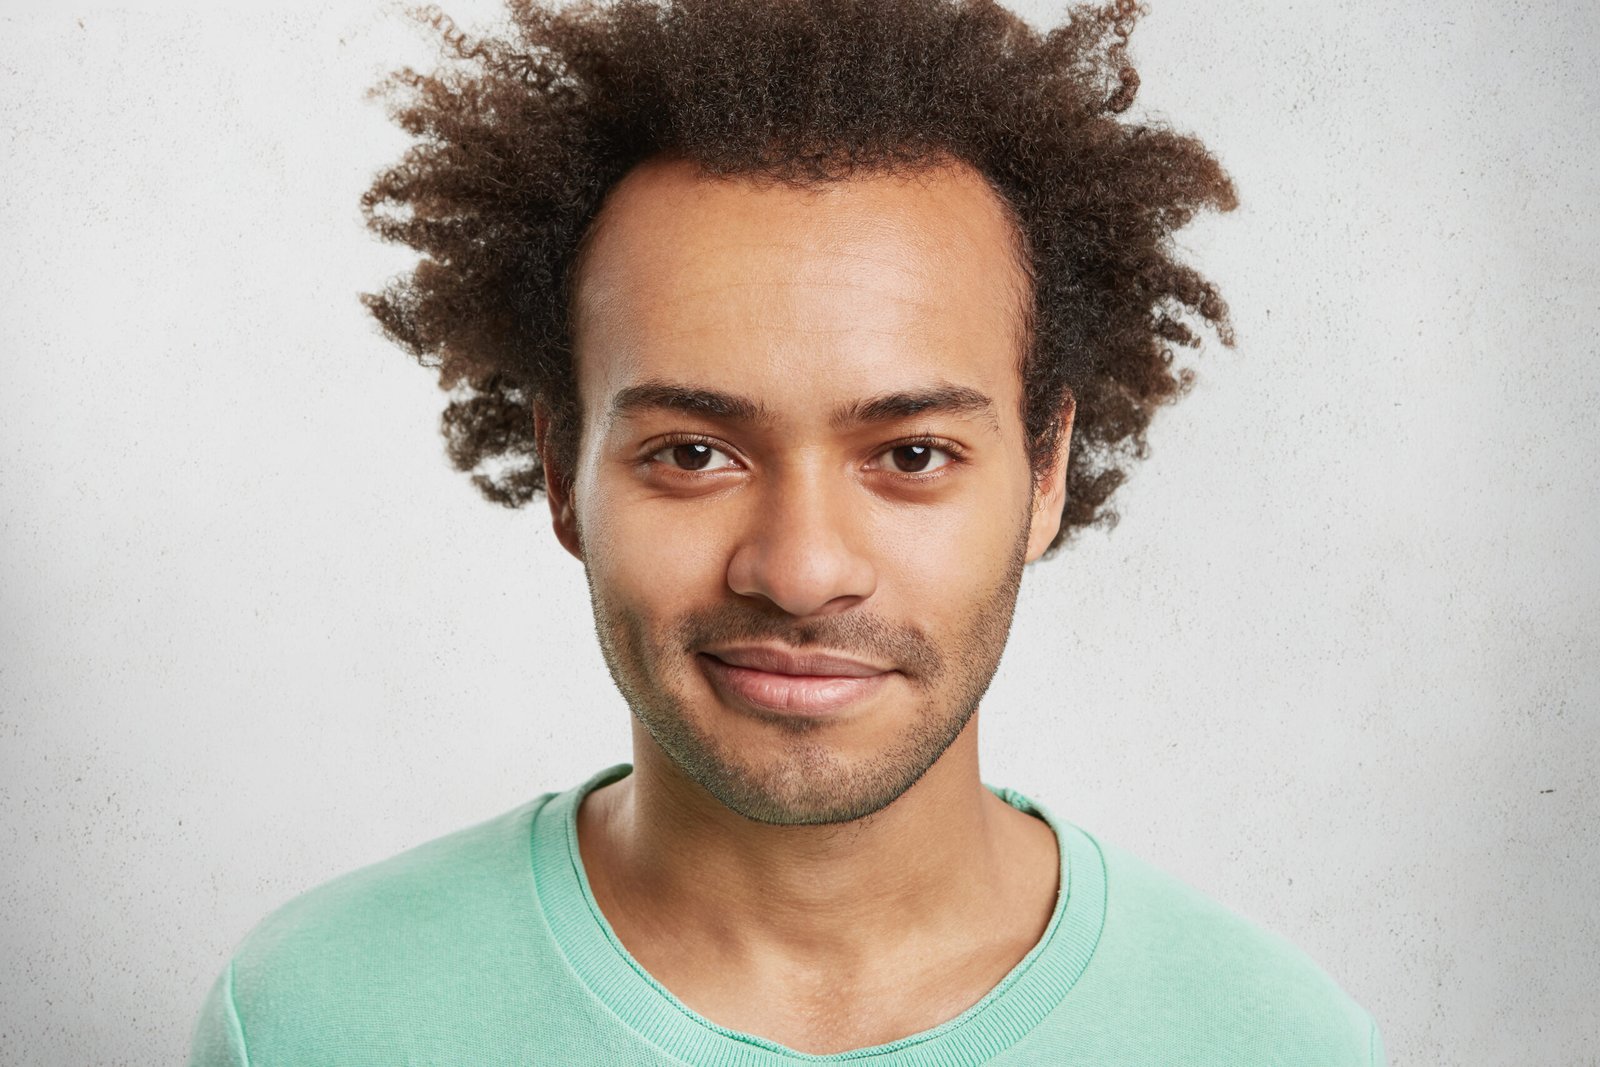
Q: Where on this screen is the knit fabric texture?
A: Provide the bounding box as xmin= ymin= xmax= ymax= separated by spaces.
xmin=189 ymin=764 xmax=1383 ymax=1065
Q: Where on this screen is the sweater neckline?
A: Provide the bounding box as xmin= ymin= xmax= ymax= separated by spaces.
xmin=530 ymin=763 xmax=1105 ymax=1066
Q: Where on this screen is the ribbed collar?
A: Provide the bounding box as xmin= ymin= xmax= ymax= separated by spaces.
xmin=530 ymin=763 xmax=1105 ymax=1066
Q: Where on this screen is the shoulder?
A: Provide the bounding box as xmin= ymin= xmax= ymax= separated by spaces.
xmin=1094 ymin=835 xmax=1363 ymax=1007
xmin=232 ymin=796 xmax=552 ymax=975
xmin=1052 ymin=829 xmax=1382 ymax=1064
xmin=200 ymin=795 xmax=562 ymax=1064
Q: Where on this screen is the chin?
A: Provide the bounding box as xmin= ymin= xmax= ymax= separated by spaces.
xmin=656 ymin=701 xmax=968 ymax=827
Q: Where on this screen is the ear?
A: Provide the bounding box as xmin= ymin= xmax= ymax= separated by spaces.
xmin=1024 ymin=392 xmax=1075 ymax=563
xmin=533 ymin=403 xmax=584 ymax=563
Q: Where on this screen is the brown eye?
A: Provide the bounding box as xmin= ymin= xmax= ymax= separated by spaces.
xmin=894 ymin=445 xmax=933 ymax=472
xmin=673 ymin=443 xmax=713 ymax=470
xmin=650 ymin=441 xmax=736 ymax=471
xmin=872 ymin=442 xmax=955 ymax=474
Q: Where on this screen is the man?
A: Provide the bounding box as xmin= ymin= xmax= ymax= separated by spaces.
xmin=190 ymin=0 xmax=1383 ymax=1063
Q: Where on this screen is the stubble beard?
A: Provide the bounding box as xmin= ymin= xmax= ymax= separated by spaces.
xmin=584 ymin=521 xmax=1031 ymax=826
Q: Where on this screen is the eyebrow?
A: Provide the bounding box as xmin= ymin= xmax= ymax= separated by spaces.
xmin=607 ymin=381 xmax=777 ymax=429
xmin=830 ymin=383 xmax=998 ymax=432
xmin=606 ymin=378 xmax=999 ymax=433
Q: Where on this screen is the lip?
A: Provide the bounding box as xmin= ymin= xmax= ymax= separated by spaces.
xmin=698 ymin=647 xmax=893 ymax=717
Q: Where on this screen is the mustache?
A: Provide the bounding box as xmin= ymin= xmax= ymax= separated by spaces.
xmin=674 ymin=604 xmax=943 ymax=680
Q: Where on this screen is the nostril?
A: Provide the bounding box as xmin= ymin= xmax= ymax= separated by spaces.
xmin=726 ymin=540 xmax=876 ymax=618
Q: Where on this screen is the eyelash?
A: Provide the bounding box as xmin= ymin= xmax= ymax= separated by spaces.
xmin=642 ymin=433 xmax=967 ymax=478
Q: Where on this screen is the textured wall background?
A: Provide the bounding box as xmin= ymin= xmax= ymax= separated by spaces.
xmin=2 ymin=1 xmax=1596 ymax=1064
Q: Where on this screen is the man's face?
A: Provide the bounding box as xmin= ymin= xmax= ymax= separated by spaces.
xmin=549 ymin=157 xmax=1066 ymax=825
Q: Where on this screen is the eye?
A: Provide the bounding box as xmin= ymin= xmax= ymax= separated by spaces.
xmin=869 ymin=442 xmax=957 ymax=475
xmin=649 ymin=440 xmax=738 ymax=472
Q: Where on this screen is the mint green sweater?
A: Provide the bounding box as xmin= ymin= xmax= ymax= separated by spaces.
xmin=189 ymin=764 xmax=1383 ymax=1065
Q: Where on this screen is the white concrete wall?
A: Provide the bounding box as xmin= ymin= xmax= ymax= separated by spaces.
xmin=1 ymin=2 xmax=1595 ymax=1063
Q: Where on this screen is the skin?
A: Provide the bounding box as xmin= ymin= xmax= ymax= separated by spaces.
xmin=534 ymin=156 xmax=1075 ymax=1054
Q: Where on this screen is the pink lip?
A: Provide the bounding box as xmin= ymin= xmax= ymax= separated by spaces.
xmin=698 ymin=647 xmax=893 ymax=717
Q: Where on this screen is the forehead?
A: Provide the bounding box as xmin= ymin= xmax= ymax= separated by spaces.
xmin=569 ymin=157 xmax=1032 ymax=421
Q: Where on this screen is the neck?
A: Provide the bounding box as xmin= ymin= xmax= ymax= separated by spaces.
xmin=578 ymin=713 xmax=1029 ymax=968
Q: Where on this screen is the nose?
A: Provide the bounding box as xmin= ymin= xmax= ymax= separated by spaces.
xmin=725 ymin=468 xmax=877 ymax=617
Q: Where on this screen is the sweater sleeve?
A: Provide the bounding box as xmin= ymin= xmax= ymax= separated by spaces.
xmin=187 ymin=961 xmax=250 ymax=1067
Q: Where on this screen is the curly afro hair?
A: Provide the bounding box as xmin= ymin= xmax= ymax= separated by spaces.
xmin=361 ymin=0 xmax=1236 ymax=556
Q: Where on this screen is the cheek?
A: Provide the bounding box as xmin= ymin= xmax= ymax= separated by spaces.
xmin=579 ymin=486 xmax=734 ymax=615
xmin=867 ymin=493 xmax=1024 ymax=611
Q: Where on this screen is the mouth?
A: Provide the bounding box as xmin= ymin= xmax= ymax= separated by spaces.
xmin=696 ymin=648 xmax=894 ymax=718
